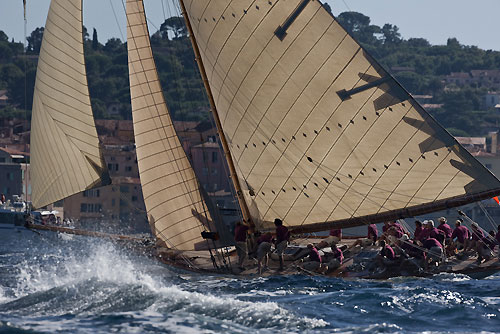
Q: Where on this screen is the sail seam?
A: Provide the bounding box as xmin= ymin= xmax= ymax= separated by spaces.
xmin=35 ymin=66 xmax=92 ymax=108
xmin=37 ymin=57 xmax=89 ymax=93
xmin=43 ymin=18 xmax=85 ymax=57
xmin=39 ymin=41 xmax=85 ymax=74
xmin=201 ymin=0 xmax=276 ymax=106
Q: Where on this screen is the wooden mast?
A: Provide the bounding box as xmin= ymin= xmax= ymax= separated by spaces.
xmin=179 ymin=0 xmax=254 ymax=229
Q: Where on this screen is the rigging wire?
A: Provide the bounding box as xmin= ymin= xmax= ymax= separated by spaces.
xmin=340 ymin=0 xmax=351 ymax=12
xmin=161 ymin=0 xmax=167 ymax=21
xmin=476 ymin=201 xmax=497 ymax=231
xmin=23 ymin=0 xmax=29 ymax=207
xmin=109 ymin=0 xmax=125 ymax=41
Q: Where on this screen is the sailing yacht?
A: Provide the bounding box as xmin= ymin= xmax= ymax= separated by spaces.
xmin=27 ymin=0 xmax=500 ymax=278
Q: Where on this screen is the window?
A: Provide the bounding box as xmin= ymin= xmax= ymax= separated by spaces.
xmin=120 ymin=185 xmax=129 ymax=193
xmin=83 ymin=189 xmax=100 ymax=197
xmin=0 ymin=158 xmax=5 ymax=163
xmin=211 ymin=168 xmax=218 ymax=175
xmin=203 ymin=152 xmax=208 ymax=162
xmin=132 ymin=195 xmax=138 ymax=202
xmin=81 ymin=203 xmax=102 ymax=213
xmin=112 ymin=199 xmax=115 ymax=206
xmin=125 ymin=166 xmax=132 ymax=172
xmin=202 ymin=167 xmax=209 ymax=175
xmin=212 ymin=152 xmax=218 ymax=163
xmin=107 ymin=163 xmax=119 ymax=172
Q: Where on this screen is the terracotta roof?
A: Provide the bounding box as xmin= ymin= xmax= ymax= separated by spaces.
xmin=174 ymin=121 xmax=200 ymax=131
xmin=112 ymin=176 xmax=141 ymax=185
xmin=456 ymin=137 xmax=486 ymax=146
xmin=0 ymin=147 xmax=29 ymax=156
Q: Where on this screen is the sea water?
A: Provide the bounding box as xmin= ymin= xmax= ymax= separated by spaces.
xmin=0 ymin=229 xmax=498 ymax=334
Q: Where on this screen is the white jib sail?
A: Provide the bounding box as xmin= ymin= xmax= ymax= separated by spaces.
xmin=127 ymin=0 xmax=211 ymax=250
xmin=30 ymin=0 xmax=108 ymax=209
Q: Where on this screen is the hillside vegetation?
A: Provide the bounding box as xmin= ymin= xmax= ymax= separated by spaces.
xmin=1 ymin=12 xmax=500 ymax=136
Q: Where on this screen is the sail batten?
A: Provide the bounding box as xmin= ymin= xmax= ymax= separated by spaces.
xmin=127 ymin=0 xmax=210 ymax=251
xmin=185 ymin=0 xmax=500 ymax=232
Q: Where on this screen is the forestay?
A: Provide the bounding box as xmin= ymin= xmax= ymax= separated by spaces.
xmin=183 ymin=0 xmax=500 ymax=232
xmin=30 ymin=0 xmax=109 ymax=209
xmin=127 ymin=0 xmax=210 ymax=250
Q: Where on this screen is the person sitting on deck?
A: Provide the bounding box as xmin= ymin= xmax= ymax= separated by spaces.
xmin=376 ymin=240 xmax=396 ymax=268
xmin=316 ymin=228 xmax=342 ymax=249
xmin=348 ymin=224 xmax=378 ymax=249
xmin=413 ymin=220 xmax=424 ymax=243
xmin=378 ymin=221 xmax=392 ymax=241
xmin=379 ymin=221 xmax=405 ymax=244
xmin=421 ymin=220 xmax=445 ymax=245
xmin=393 ymin=234 xmax=411 ymax=257
xmin=256 ymin=232 xmax=273 ymax=275
xmin=301 ymin=244 xmax=322 ymax=272
xmin=475 ymin=231 xmax=497 ymax=263
xmin=395 ymin=235 xmax=426 ymax=271
xmin=423 ymin=237 xmax=444 ymax=269
xmin=387 ymin=224 xmax=405 ymax=245
xmin=451 ymin=220 xmax=470 ymax=251
xmin=234 ymin=221 xmax=249 ymax=270
xmin=325 ymin=242 xmax=344 ymax=273
xmin=466 ymin=222 xmax=485 ymax=254
xmin=437 ymin=217 xmax=452 ymax=238
xmin=274 ymin=218 xmax=290 ymax=271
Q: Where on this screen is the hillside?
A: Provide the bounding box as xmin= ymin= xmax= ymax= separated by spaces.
xmin=1 ymin=11 xmax=500 ymax=136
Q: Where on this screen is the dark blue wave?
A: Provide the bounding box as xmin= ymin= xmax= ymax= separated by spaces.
xmin=0 ymin=229 xmax=498 ymax=333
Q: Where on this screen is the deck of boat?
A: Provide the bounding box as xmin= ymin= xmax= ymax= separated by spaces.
xmin=155 ymin=238 xmax=500 ymax=279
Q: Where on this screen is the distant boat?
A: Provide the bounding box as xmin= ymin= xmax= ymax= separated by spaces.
xmin=28 ymin=0 xmax=500 ymax=278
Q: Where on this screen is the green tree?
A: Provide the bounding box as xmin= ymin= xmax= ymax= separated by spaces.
xmin=92 ymin=28 xmax=99 ymax=50
xmin=26 ymin=27 xmax=44 ymax=54
xmin=381 ymin=24 xmax=401 ymax=45
xmin=0 ymin=30 xmax=8 ymax=42
xmin=160 ymin=17 xmax=187 ymax=39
